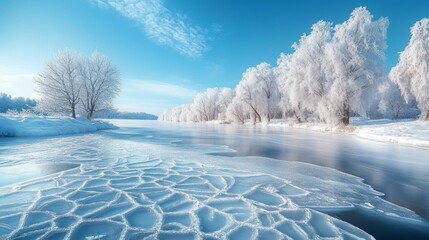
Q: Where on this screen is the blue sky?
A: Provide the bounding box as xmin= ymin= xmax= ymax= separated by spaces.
xmin=1 ymin=0 xmax=428 ymax=115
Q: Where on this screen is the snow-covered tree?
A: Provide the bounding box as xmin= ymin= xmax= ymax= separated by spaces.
xmin=79 ymin=51 xmax=121 ymax=119
xmin=378 ymin=81 xmax=419 ymax=119
xmin=275 ymin=53 xmax=294 ymax=118
xmin=193 ymin=88 xmax=219 ymax=121
xmin=233 ymin=62 xmax=279 ymax=123
xmin=322 ymin=7 xmax=388 ymax=125
xmin=276 ymin=21 xmax=332 ymax=122
xmin=258 ymin=63 xmax=279 ymax=121
xmin=226 ymin=97 xmax=248 ymax=124
xmin=216 ymin=88 xmax=235 ymax=120
xmin=390 ymin=19 xmax=429 ymax=120
xmin=36 ymin=49 xmax=82 ymax=118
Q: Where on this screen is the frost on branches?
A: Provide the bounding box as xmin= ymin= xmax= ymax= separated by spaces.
xmin=160 ymin=7 xmax=424 ymax=126
xmin=35 ymin=49 xmax=120 ymax=119
xmin=390 ymin=19 xmax=429 ymax=120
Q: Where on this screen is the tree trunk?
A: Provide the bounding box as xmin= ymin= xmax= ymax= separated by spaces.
xmin=294 ymin=111 xmax=302 ymax=123
xmin=87 ymin=106 xmax=95 ymax=120
xmin=425 ymin=110 xmax=429 ymax=121
xmin=71 ymin=105 xmax=76 ymax=119
xmin=342 ymin=102 xmax=350 ymax=125
xmin=256 ymin=112 xmax=262 ymax=123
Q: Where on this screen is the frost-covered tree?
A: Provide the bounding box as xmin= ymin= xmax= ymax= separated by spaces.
xmin=36 ymin=50 xmax=82 ymax=118
xmin=258 ymin=63 xmax=279 ymax=121
xmin=275 ymin=53 xmax=294 ymax=118
xmin=378 ymin=81 xmax=419 ymax=119
xmin=79 ymin=51 xmax=121 ymax=119
xmin=226 ymin=97 xmax=248 ymax=124
xmin=390 ymin=19 xmax=429 ymax=120
xmin=0 ymin=93 xmax=37 ymax=113
xmin=233 ymin=63 xmax=278 ymax=123
xmin=276 ymin=21 xmax=332 ymax=122
xmin=159 ymin=88 xmax=234 ymax=122
xmin=322 ymin=7 xmax=388 ymax=125
xmin=193 ymin=88 xmax=219 ymax=121
xmin=217 ymin=88 xmax=235 ymax=120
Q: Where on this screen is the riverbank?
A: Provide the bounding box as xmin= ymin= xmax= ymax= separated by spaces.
xmin=182 ymin=118 xmax=429 ymax=149
xmin=0 ymin=115 xmax=117 ymax=137
xmin=264 ymin=118 xmax=429 ymax=149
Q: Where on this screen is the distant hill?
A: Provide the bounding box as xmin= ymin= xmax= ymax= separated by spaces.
xmin=94 ymin=110 xmax=157 ymax=120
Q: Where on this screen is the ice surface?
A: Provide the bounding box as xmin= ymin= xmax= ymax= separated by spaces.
xmin=0 ymin=123 xmax=425 ymax=239
xmin=0 ymin=154 xmax=377 ymax=239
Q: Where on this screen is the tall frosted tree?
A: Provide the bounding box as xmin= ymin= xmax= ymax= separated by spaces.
xmin=322 ymin=7 xmax=388 ymax=125
xmin=79 ymin=51 xmax=121 ymax=120
xmin=390 ymin=19 xmax=429 ymax=120
xmin=36 ymin=50 xmax=82 ymax=118
xmin=276 ymin=21 xmax=332 ymax=122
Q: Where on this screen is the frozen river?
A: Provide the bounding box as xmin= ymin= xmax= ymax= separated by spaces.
xmin=0 ymin=119 xmax=428 ymax=239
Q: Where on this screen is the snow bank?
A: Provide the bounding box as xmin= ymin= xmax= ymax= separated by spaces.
xmin=267 ymin=118 xmax=429 ymax=148
xmin=265 ymin=118 xmax=356 ymax=132
xmin=0 ymin=115 xmax=117 ymax=137
xmin=354 ymin=118 xmax=429 ymax=148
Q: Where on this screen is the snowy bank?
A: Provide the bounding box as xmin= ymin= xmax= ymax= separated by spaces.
xmin=354 ymin=118 xmax=429 ymax=148
xmin=0 ymin=115 xmax=117 ymax=137
xmin=188 ymin=118 xmax=429 ymax=149
xmin=268 ymin=118 xmax=429 ymax=149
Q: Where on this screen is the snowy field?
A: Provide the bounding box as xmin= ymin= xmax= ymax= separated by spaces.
xmin=0 ymin=115 xmax=116 ymax=137
xmin=1 ymin=119 xmax=428 ymax=239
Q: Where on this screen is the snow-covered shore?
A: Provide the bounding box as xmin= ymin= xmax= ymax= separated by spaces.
xmin=0 ymin=115 xmax=117 ymax=137
xmin=184 ymin=118 xmax=429 ymax=149
xmin=353 ymin=119 xmax=429 ymax=149
xmin=269 ymin=118 xmax=429 ymax=149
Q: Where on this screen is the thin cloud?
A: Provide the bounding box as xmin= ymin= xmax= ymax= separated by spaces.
xmin=96 ymin=0 xmax=208 ymax=57
xmin=126 ymin=79 xmax=198 ymax=99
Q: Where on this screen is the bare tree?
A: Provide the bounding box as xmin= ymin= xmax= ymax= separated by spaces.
xmin=35 ymin=50 xmax=82 ymax=118
xmin=80 ymin=51 xmax=121 ymax=119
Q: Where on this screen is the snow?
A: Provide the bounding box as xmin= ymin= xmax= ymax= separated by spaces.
xmin=0 ymin=115 xmax=116 ymax=137
xmin=353 ymin=118 xmax=429 ymax=148
xmin=248 ymin=118 xmax=429 ymax=149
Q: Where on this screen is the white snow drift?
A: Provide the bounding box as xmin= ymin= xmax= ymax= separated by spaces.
xmin=0 ymin=115 xmax=116 ymax=137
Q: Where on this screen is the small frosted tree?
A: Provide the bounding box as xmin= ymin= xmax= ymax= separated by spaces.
xmin=79 ymin=51 xmax=121 ymax=119
xmin=193 ymin=88 xmax=219 ymax=121
xmin=322 ymin=7 xmax=388 ymax=125
xmin=390 ymin=19 xmax=429 ymax=120
xmin=216 ymin=88 xmax=235 ymax=120
xmin=233 ymin=63 xmax=278 ymax=123
xmin=257 ymin=63 xmax=279 ymax=122
xmin=378 ymin=81 xmax=419 ymax=119
xmin=226 ymin=97 xmax=248 ymax=124
xmin=36 ymin=49 xmax=82 ymax=118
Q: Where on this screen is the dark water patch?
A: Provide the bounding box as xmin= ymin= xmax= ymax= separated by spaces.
xmin=325 ymin=207 xmax=429 ymax=240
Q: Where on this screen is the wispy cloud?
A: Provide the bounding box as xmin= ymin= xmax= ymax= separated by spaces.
xmin=96 ymin=0 xmax=208 ymax=57
xmin=126 ymin=79 xmax=198 ymax=99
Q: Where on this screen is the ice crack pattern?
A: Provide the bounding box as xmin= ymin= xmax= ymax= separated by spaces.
xmin=0 ymin=156 xmax=372 ymax=239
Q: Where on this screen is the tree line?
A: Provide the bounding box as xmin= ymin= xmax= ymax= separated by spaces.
xmin=160 ymin=7 xmax=427 ymax=125
xmin=0 ymin=93 xmax=37 ymax=113
xmin=35 ymin=49 xmax=121 ymax=119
